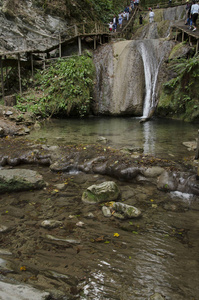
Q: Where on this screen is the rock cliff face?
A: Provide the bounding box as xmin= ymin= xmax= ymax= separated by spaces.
xmin=92 ymin=5 xmax=185 ymax=117
xmin=93 ymin=39 xmax=174 ymax=117
xmin=0 ymin=0 xmax=69 ymax=52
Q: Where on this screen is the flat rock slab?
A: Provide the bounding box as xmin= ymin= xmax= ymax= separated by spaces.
xmin=0 ymin=281 xmax=50 ymax=300
xmin=0 ymin=169 xmax=46 ymax=193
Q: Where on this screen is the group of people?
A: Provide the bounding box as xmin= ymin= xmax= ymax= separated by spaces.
xmin=108 ymin=0 xmax=139 ymax=32
xmin=185 ymin=0 xmax=199 ymax=32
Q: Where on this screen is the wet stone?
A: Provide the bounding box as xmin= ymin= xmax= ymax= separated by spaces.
xmin=0 ymin=169 xmax=46 ymax=193
xmin=40 ymin=220 xmax=63 ymax=229
xmin=46 ymin=235 xmax=81 ymax=244
xmin=113 ymin=202 xmax=141 ymax=219
xmin=0 ymin=225 xmax=9 ymax=233
xmin=0 ymin=280 xmax=50 ymax=300
xmin=82 ymin=181 xmax=120 ymax=204
xmin=102 ymin=206 xmax=112 ymax=217
xmin=150 ymin=292 xmax=165 ymax=300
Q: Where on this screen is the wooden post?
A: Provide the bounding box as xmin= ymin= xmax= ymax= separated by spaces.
xmin=195 ymin=130 xmax=199 ymax=160
xmin=175 ymin=29 xmax=178 ymax=41
xmin=83 ymin=24 xmax=85 ymax=34
xmin=0 ymin=56 xmax=5 ymax=101
xmin=189 ymin=35 xmax=192 ymax=46
xmin=78 ymin=36 xmax=82 ymax=56
xmin=74 ymin=25 xmax=78 ymax=36
xmin=43 ymin=54 xmax=46 ymax=70
xmin=24 ymin=38 xmax=27 ymax=50
xmin=95 ymin=23 xmax=97 ymax=33
xmin=94 ymin=36 xmax=97 ymax=50
xmin=58 ymin=33 xmax=61 ymax=58
xmin=196 ymin=39 xmax=199 ymax=54
xmin=100 ymin=35 xmax=102 ymax=44
xmin=17 ymin=53 xmax=22 ymax=95
xmin=182 ymin=31 xmax=184 ymax=42
xmin=5 ymin=55 xmax=9 ymax=90
xmin=30 ymin=53 xmax=34 ymax=78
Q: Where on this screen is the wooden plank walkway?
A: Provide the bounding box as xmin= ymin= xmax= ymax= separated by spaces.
xmin=171 ymin=20 xmax=199 ymax=53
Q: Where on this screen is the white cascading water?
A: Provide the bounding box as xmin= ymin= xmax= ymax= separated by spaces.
xmin=138 ymin=41 xmax=163 ymax=118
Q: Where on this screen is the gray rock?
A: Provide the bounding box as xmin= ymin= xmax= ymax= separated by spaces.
xmin=0 ymin=258 xmax=13 ymax=272
xmin=40 ymin=220 xmax=63 ymax=229
xmin=0 ymin=249 xmax=12 ymax=256
xmin=150 ymin=292 xmax=165 ymax=300
xmin=54 ymin=183 xmax=65 ymax=190
xmin=4 ymin=111 xmax=13 ymax=116
xmin=157 ymin=170 xmax=177 ymax=192
xmin=113 ymin=202 xmax=141 ymax=219
xmin=0 ymin=281 xmax=50 ymax=300
xmin=86 ymin=212 xmax=95 ymax=219
xmin=142 ymin=166 xmax=165 ymax=178
xmin=46 ymin=235 xmax=81 ymax=244
xmin=102 ymin=206 xmax=112 ymax=217
xmin=0 ymin=127 xmax=4 ymax=135
xmin=182 ymin=141 xmax=197 ymax=151
xmin=82 ymin=181 xmax=120 ymax=204
xmin=0 ymin=169 xmax=46 ymax=193
xmin=157 ymin=171 xmax=199 ymax=195
xmin=0 ymin=225 xmax=9 ymax=233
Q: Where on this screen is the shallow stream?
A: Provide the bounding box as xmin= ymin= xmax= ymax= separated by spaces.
xmin=29 ymin=117 xmax=198 ymax=160
xmin=0 ymin=117 xmax=199 ymax=300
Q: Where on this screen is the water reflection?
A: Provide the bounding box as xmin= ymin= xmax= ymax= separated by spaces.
xmin=29 ymin=117 xmax=198 ymax=160
xmin=143 ymin=122 xmax=156 ymax=155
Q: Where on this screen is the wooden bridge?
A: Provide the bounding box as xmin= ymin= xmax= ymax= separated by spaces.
xmin=0 ymin=7 xmax=139 ymax=100
xmin=0 ymin=3 xmax=198 ymax=101
xmin=171 ymin=20 xmax=199 ymax=53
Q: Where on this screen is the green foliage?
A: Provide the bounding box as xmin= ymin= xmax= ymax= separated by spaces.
xmin=15 ymin=54 xmax=95 ymax=118
xmin=162 ymin=55 xmax=199 ymax=121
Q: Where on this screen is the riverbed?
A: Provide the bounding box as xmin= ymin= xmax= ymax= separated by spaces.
xmin=0 ymin=117 xmax=199 ymax=300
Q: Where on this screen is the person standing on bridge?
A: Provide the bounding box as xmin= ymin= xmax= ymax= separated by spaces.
xmin=113 ymin=15 xmax=117 ymax=32
xmin=191 ymin=0 xmax=199 ymax=31
xmin=149 ymin=9 xmax=155 ymax=23
xmin=118 ymin=12 xmax=123 ymax=29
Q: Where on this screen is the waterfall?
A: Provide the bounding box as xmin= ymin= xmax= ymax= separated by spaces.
xmin=93 ymin=39 xmax=175 ymax=117
xmin=137 ymin=41 xmax=163 ymax=119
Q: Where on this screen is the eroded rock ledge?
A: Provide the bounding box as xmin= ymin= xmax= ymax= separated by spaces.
xmin=0 ymin=138 xmax=198 ymax=195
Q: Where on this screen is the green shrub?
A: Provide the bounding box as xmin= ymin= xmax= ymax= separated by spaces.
xmin=15 ymin=53 xmax=95 ymax=118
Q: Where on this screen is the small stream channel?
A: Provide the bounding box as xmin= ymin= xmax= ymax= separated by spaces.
xmin=0 ymin=117 xmax=199 ymax=300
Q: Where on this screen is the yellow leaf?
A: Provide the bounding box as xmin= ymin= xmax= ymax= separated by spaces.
xmin=53 ymin=189 xmax=59 ymax=193
xmin=20 ymin=266 xmax=26 ymax=271
xmin=150 ymin=199 xmax=154 ymax=202
xmin=5 ymin=211 xmax=8 ymax=213
xmin=83 ymin=147 xmax=87 ymax=150
xmin=113 ymin=233 xmax=120 ymax=238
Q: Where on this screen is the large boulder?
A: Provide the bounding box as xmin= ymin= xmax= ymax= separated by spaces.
xmin=82 ymin=181 xmax=120 ymax=204
xmin=0 ymin=169 xmax=46 ymax=193
xmin=157 ymin=171 xmax=199 ymax=195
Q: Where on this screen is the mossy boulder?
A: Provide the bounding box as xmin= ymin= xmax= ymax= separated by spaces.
xmin=169 ymin=43 xmax=193 ymax=60
xmin=0 ymin=169 xmax=46 ymax=193
xmin=113 ymin=202 xmax=141 ymax=219
xmin=82 ymin=181 xmax=120 ymax=204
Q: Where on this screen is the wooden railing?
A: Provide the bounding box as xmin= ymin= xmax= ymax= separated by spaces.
xmin=0 ymin=21 xmax=109 ymax=55
xmin=143 ymin=0 xmax=186 ymax=10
